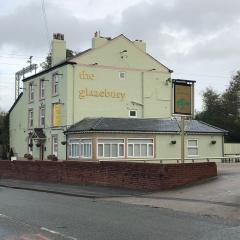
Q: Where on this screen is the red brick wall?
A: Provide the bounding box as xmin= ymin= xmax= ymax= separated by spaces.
xmin=0 ymin=161 xmax=217 ymax=190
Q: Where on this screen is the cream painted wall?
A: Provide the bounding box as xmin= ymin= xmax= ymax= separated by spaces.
xmin=75 ymin=35 xmax=169 ymax=72
xmin=10 ymin=64 xmax=70 ymax=160
xmin=224 ymin=143 xmax=240 ymax=155
xmin=69 ymin=35 xmax=171 ymax=119
xmin=9 ymin=96 xmax=28 ymax=158
xmin=155 ymin=134 xmax=223 ymax=162
xmin=70 ymin=66 xmax=171 ymax=120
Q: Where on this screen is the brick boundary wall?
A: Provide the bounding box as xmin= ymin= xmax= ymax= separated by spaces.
xmin=0 ymin=161 xmax=217 ymax=190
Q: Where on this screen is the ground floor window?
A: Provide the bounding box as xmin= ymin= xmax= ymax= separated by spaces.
xmin=69 ymin=139 xmax=92 ymax=159
xmin=97 ymin=139 xmax=124 ymax=158
xmin=187 ymin=139 xmax=198 ymax=157
xmin=69 ymin=139 xmax=80 ymax=158
xmin=127 ymin=139 xmax=154 ymax=158
xmin=80 ymin=139 xmax=92 ymax=158
xmin=52 ymin=135 xmax=58 ymax=156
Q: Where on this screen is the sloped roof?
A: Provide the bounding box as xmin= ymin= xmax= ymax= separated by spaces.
xmin=70 ymin=34 xmax=172 ymax=72
xmin=65 ymin=117 xmax=227 ymax=134
xmin=8 ymin=92 xmax=23 ymax=114
xmin=22 ymin=34 xmax=172 ymax=84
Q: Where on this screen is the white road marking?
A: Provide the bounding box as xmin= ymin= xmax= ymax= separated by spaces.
xmin=0 ymin=213 xmax=10 ymax=219
xmin=41 ymin=227 xmax=78 ymax=240
xmin=0 ymin=212 xmax=77 ymax=240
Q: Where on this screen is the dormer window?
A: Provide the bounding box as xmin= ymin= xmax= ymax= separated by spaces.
xmin=29 ymin=82 xmax=34 ymax=102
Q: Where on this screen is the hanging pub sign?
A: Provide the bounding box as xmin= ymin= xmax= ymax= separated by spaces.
xmin=173 ymin=79 xmax=195 ymax=116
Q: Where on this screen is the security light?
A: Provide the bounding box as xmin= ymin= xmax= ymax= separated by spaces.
xmin=165 ymin=78 xmax=171 ymax=85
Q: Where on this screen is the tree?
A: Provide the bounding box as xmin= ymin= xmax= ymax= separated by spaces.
xmin=195 ymin=71 xmax=240 ymax=142
xmin=195 ymin=88 xmax=224 ymax=126
xmin=40 ymin=49 xmax=76 ymax=70
xmin=0 ymin=111 xmax=9 ymax=159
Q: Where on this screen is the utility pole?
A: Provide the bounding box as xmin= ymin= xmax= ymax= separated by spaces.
xmin=15 ymin=56 xmax=37 ymax=99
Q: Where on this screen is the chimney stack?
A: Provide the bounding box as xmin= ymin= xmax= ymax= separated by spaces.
xmin=51 ymin=33 xmax=66 ymax=66
xmin=92 ymin=31 xmax=110 ymax=48
xmin=133 ymin=39 xmax=146 ymax=52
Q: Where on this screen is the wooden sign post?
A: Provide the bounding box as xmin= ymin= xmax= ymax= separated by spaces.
xmin=173 ymin=79 xmax=196 ymax=163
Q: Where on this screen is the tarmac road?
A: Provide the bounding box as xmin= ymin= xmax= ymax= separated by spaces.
xmin=0 ymin=185 xmax=239 ymax=240
xmin=0 ymin=163 xmax=240 ymax=239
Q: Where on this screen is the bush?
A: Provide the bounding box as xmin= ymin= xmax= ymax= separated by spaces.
xmin=47 ymin=154 xmax=58 ymax=161
xmin=24 ymin=153 xmax=33 ymax=160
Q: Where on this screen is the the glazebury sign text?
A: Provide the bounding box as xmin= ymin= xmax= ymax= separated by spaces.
xmin=79 ymin=88 xmax=126 ymax=100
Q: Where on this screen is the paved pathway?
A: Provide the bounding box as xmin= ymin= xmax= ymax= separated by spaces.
xmin=102 ymin=163 xmax=240 ymax=221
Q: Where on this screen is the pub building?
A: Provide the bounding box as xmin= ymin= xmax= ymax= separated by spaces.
xmin=9 ymin=32 xmax=226 ymax=161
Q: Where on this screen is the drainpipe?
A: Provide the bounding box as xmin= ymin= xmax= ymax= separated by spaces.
xmin=72 ymin=64 xmax=76 ymax=124
xmin=141 ymin=72 xmax=144 ymax=118
xmin=222 ymin=135 xmax=224 ymax=157
xmin=66 ymin=134 xmax=68 ymax=160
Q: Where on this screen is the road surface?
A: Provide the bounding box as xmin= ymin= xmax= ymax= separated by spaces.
xmin=0 ymin=185 xmax=239 ymax=240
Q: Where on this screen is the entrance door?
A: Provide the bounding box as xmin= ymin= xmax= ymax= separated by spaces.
xmin=39 ymin=144 xmax=44 ymax=160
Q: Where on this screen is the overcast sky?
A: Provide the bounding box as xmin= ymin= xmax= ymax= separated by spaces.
xmin=0 ymin=0 xmax=239 ymax=112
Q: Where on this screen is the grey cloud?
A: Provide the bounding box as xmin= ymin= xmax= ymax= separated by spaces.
xmin=1 ymin=0 xmax=240 ymax=112
xmin=187 ymin=23 xmax=240 ymax=60
xmin=0 ymin=1 xmax=116 ymax=53
xmin=1 ymin=0 xmax=240 ymax=57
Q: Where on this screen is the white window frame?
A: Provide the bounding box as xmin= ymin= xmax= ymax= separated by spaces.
xmin=80 ymin=138 xmax=92 ymax=159
xmin=40 ymin=79 xmax=45 ymax=99
xmin=29 ymin=82 xmax=34 ymax=102
xmin=187 ymin=139 xmax=199 ymax=157
xmin=69 ymin=138 xmax=80 ymax=158
xmin=52 ymin=135 xmax=58 ymax=156
xmin=97 ymin=138 xmax=125 ymax=159
xmin=39 ymin=107 xmax=45 ymax=128
xmin=28 ymin=109 xmax=34 ymax=129
xmin=119 ymin=71 xmax=126 ymax=80
xmin=52 ymin=73 xmax=59 ymax=96
xmin=68 ymin=138 xmax=92 ymax=159
xmin=127 ymin=138 xmax=154 ymax=158
xmin=129 ymin=110 xmax=137 ymax=118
